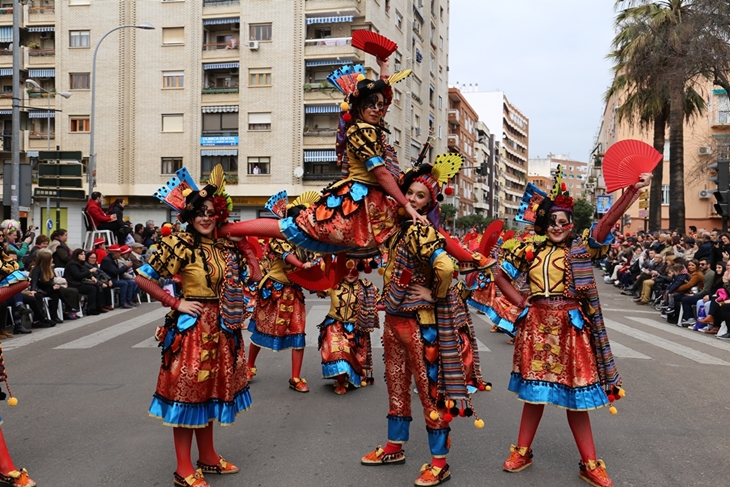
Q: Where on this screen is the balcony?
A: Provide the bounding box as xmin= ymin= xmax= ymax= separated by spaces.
xmin=27 ymin=4 xmax=55 ymax=22
xmin=202 ymin=42 xmax=241 ymax=61
xmin=448 ymin=109 xmax=460 ymax=125
xmin=27 ymin=131 xmax=55 ymax=149
xmin=304 ymin=37 xmax=353 ymax=58
xmin=27 ymin=48 xmax=55 ymax=67
xmin=203 ymin=0 xmax=240 ymax=6
xmin=304 ymin=0 xmax=361 ymax=16
xmin=0 ymin=47 xmax=19 ymax=68
xmin=303 ymin=83 xmax=340 ymax=102
xmin=303 ymin=127 xmax=337 ymax=147
xmin=447 ymin=133 xmax=459 ymax=149
xmin=0 ymin=6 xmax=17 ymax=26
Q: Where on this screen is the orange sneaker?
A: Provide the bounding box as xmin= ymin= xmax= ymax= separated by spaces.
xmin=289 ymin=377 xmax=309 ymax=393
xmin=502 ymin=445 xmax=533 ymax=472
xmin=414 ymin=463 xmax=451 ymax=486
xmin=197 ymin=455 xmax=239 ymax=475
xmin=579 ymin=459 xmax=614 ymax=487
xmin=246 ymin=366 xmax=257 ymax=382
xmin=360 ymin=446 xmax=406 ymax=465
xmin=0 ymin=468 xmax=36 ymax=487
xmin=334 ymin=382 xmax=348 ymax=395
xmin=173 ymin=469 xmax=209 ymax=487
xmin=490 ymin=325 xmax=499 ymax=333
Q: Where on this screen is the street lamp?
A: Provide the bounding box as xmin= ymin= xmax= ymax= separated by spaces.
xmin=88 ymin=22 xmax=155 ymax=198
xmin=25 ymin=79 xmax=71 ymax=151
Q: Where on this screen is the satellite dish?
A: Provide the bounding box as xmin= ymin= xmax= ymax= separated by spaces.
xmin=293 ymin=167 xmax=304 ymax=178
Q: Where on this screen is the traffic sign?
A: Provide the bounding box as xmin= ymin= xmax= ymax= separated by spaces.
xmin=38 ymin=163 xmax=83 ymax=177
xmin=38 ymin=177 xmax=83 ymax=188
xmin=38 ymin=151 xmax=83 ymax=161
xmin=46 ymin=219 xmax=53 ymax=231
xmin=639 ymin=200 xmax=649 ymax=209
xmin=33 ymin=188 xmax=86 ymax=200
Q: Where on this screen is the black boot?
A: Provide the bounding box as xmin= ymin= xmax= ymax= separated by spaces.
xmin=13 ymin=324 xmax=31 ymax=334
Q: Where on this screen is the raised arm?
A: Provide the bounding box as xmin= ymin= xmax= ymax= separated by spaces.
xmin=592 ymin=173 xmax=652 ymax=243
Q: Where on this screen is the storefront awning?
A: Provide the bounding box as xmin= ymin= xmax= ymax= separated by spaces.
xmin=305 ymin=59 xmax=354 ymax=67
xmin=304 ymin=104 xmax=340 ymax=114
xmin=29 ymin=111 xmax=54 ymax=118
xmin=28 ymin=69 xmax=55 ymax=77
xmin=27 ymin=26 xmax=55 ymax=33
xmin=304 ymin=150 xmax=337 ymax=162
xmin=201 ymin=105 xmax=238 ymax=113
xmin=0 ymin=69 xmax=12 ymax=76
xmin=203 ymin=62 xmax=240 ymax=70
xmin=0 ymin=110 xmax=11 ymax=115
xmin=201 ymin=149 xmax=238 ymax=156
xmin=26 ymin=151 xmax=39 ymax=158
xmin=202 ymin=17 xmax=240 ymax=25
xmin=306 ymin=16 xmax=354 ymax=25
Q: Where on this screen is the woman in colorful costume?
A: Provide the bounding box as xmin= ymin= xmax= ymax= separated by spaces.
xmin=492 ymin=167 xmax=651 ymax=487
xmin=245 ymin=236 xmax=316 ymax=393
xmin=317 ymin=260 xmax=379 ymax=394
xmin=135 ymin=165 xmax=259 ymax=487
xmin=361 ymin=159 xmax=483 ymax=487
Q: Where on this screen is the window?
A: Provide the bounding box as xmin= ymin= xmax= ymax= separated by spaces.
xmin=70 ymin=117 xmax=90 ymax=133
xmin=162 ymin=114 xmax=184 ymax=133
xmin=163 ymin=71 xmax=184 ymax=88
xmin=393 ymin=128 xmax=401 ymax=146
xmin=161 ymin=157 xmax=183 ymax=174
xmin=247 ymin=156 xmax=270 ymax=175
xmin=248 ymin=112 xmax=271 ymax=131
xmin=394 ymin=90 xmax=401 ymax=107
xmin=249 ymin=23 xmax=272 ymax=41
xmin=69 ymin=0 xmax=91 ymax=4
xmin=201 ymin=155 xmax=237 ymax=177
xmin=70 ymin=30 xmax=90 ymax=48
xmin=438 ymin=95 xmax=442 ymax=109
xmin=249 ymin=68 xmax=271 ymax=87
xmin=717 ymin=94 xmax=730 ymax=125
xmin=162 ymin=27 xmax=184 ymax=45
xmin=69 ymin=73 xmax=90 ymax=90
xmin=202 ymin=112 xmax=238 ymax=135
xmin=661 ymin=184 xmax=670 ymax=205
xmin=385 ymin=0 xmax=391 ymax=13
xmin=395 ymin=10 xmax=403 ymax=30
xmin=439 ymin=36 xmax=443 ymax=50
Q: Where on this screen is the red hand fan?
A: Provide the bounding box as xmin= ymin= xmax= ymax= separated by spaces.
xmin=352 ymin=30 xmax=398 ymax=60
xmin=602 ymin=139 xmax=662 ymax=193
xmin=478 ymin=220 xmax=505 ymax=256
xmin=502 ymin=230 xmax=515 ymax=242
xmin=286 ymin=266 xmax=335 ymax=292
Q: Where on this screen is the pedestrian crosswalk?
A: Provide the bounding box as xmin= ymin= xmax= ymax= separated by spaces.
xmin=3 ymin=303 xmax=729 ymax=368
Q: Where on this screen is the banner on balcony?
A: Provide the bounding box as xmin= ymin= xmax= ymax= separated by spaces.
xmin=200 ymin=136 xmax=239 ymax=147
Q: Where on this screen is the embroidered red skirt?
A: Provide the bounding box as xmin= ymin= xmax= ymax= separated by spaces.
xmin=318 ymin=317 xmax=373 ymax=386
xmin=248 ymin=279 xmax=306 ymax=351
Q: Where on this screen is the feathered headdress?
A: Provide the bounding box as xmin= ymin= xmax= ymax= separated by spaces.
xmin=153 ymin=164 xmax=233 ymax=224
xmin=516 ymin=165 xmax=574 ymax=236
xmin=400 ymin=153 xmax=464 ymax=228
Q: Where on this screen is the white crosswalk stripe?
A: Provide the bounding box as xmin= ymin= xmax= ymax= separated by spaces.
xmin=55 ymin=308 xmax=168 ymax=349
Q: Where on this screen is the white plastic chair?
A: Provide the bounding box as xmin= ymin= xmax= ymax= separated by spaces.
xmin=82 ymin=211 xmax=116 ymax=250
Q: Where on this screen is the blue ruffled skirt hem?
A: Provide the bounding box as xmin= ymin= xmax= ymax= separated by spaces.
xmin=247 ymin=320 xmax=305 ymax=351
xmin=467 ymin=299 xmax=520 ymax=336
xmin=507 ymin=372 xmax=609 ymax=411
xmin=321 ymin=359 xmax=363 ymax=387
xmin=149 ymin=387 xmax=252 ymax=427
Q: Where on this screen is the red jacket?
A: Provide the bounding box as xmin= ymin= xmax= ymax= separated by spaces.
xmin=86 ymin=199 xmax=113 ymax=227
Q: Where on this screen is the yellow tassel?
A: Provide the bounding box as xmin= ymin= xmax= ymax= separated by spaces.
xmin=182 ymin=188 xmax=192 ymax=197
xmin=474 ymin=419 xmax=484 ymax=429
xmin=356 ymin=74 xmax=365 ymax=81
xmin=346 ymin=259 xmax=355 ymax=269
xmin=378 ymin=267 xmax=385 ymax=275
xmin=340 ymin=101 xmax=350 ymax=111
xmin=361 ymin=380 xmax=367 ymax=387
xmin=7 ymin=397 xmax=17 ymax=407
xmin=609 ymin=405 xmax=617 ymax=415
xmin=485 ymin=384 xmax=492 ymax=391
xmin=429 ymin=410 xmax=440 ymax=421
xmin=617 ymin=388 xmax=626 ymax=398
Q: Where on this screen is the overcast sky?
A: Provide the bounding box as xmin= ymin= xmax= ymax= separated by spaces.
xmin=449 ymin=0 xmax=618 ymax=162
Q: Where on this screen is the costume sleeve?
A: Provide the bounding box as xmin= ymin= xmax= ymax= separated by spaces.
xmin=139 ymin=234 xmax=191 ymax=281
xmin=589 ymin=185 xmax=640 ymax=251
xmin=405 ymin=223 xmax=453 ymax=299
xmin=347 ymin=123 xmax=385 ymax=171
xmin=0 ymin=251 xmax=18 ymax=276
xmin=499 ymin=240 xmax=533 ymax=276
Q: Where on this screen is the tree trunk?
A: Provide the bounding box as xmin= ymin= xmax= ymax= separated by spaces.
xmin=650 ymin=111 xmax=667 ymax=231
xmin=668 ymin=78 xmax=686 ymax=232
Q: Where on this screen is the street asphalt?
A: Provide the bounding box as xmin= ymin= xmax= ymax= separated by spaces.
xmin=0 ymin=272 xmax=727 ymax=486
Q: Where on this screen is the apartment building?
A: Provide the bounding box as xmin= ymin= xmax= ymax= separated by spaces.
xmin=529 ymin=154 xmax=589 ymax=200
xmin=464 ymin=90 xmax=529 ymax=222
xmin=473 ymin=120 xmax=496 ymax=219
xmin=0 ymin=0 xmax=451 ymax=245
xmin=446 ymin=86 xmax=475 ymax=217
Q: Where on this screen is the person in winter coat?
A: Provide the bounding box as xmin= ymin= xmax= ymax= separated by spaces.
xmin=64 ymin=249 xmax=105 ymax=316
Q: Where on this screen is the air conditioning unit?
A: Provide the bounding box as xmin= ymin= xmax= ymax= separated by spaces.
xmin=230 ymin=68 xmax=239 ymax=75
xmin=232 ymin=23 xmax=240 ymax=31
xmin=698 ymin=146 xmax=712 ymax=155
xmin=248 ymin=40 xmax=259 ymax=50
xmin=40 ymin=32 xmax=48 ymax=39
xmin=699 ymin=189 xmax=712 ymax=199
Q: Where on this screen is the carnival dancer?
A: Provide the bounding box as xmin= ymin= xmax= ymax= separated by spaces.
xmin=135 ymin=165 xmax=259 ymax=487
xmin=493 ymin=167 xmax=651 ymax=487
xmin=361 ymin=159 xmax=482 ymax=487
xmin=316 ymin=260 xmax=379 ymax=394
xmin=245 ymin=237 xmax=316 ymax=393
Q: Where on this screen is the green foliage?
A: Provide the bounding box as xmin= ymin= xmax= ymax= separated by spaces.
xmin=573 ymin=198 xmax=595 ymax=235
xmin=440 ymin=203 xmax=457 ymax=222
xmin=455 ymin=214 xmax=493 ymax=232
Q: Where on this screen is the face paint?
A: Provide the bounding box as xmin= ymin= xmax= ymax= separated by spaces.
xmin=363 ymin=94 xmax=386 ymax=112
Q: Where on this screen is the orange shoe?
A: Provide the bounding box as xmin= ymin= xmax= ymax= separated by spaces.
xmin=579 ymin=459 xmax=614 ymax=487
xmin=414 ymin=463 xmax=451 ymax=486
xmin=502 ymin=445 xmax=533 ymax=472
xmin=334 ymin=382 xmax=348 ymax=395
xmin=197 ymin=455 xmax=239 ymax=475
xmin=360 ymin=446 xmax=406 ymax=465
xmin=289 ymin=377 xmax=309 ymax=393
xmin=246 ymin=366 xmax=257 ymax=382
xmin=173 ymin=469 xmax=209 ymax=487
xmin=490 ymin=325 xmax=499 ymax=333
xmin=0 ymin=468 xmax=36 ymax=487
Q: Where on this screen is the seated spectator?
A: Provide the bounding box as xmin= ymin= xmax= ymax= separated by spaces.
xmin=118 ymin=246 xmax=140 ymax=300
xmin=4 ymin=228 xmax=31 ymax=270
xmin=665 ymin=260 xmax=703 ymax=324
xmin=91 ymin=238 xmax=108 ymax=263
xmin=129 ymin=242 xmax=146 ymax=270
xmin=133 ymin=224 xmax=145 ymax=244
xmin=29 ymin=249 xmax=73 ymax=324
xmin=23 ymin=234 xmax=49 ymax=270
xmin=48 ymin=229 xmax=72 ymax=269
xmin=85 ymin=191 xmax=117 ymax=230
xmin=101 ymin=244 xmax=137 ymax=309
xmin=693 ymin=233 xmax=713 ymax=262
xmin=680 ymin=258 xmax=715 ymax=326
xmin=86 ymin=252 xmax=114 ymax=311
xmin=64 ymin=248 xmax=105 ymax=316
